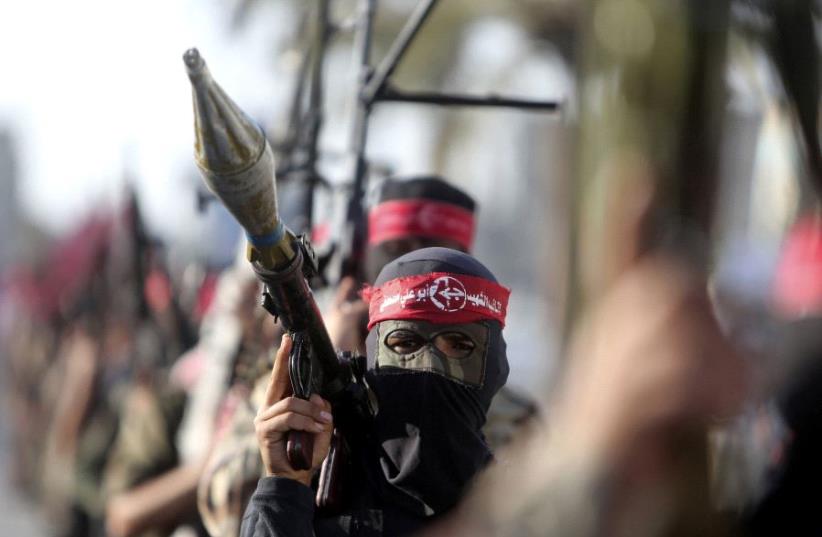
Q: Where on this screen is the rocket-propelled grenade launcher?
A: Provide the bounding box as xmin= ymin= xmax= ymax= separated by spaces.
xmin=184 ymin=48 xmax=374 ymax=483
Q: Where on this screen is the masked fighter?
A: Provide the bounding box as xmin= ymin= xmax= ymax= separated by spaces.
xmin=243 ymin=247 xmax=511 ymax=536
xmin=198 ymin=176 xmax=535 ymax=537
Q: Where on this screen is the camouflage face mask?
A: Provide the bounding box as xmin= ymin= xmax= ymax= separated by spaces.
xmin=374 ymin=319 xmax=489 ymax=387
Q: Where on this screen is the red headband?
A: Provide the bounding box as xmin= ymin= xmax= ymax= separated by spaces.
xmin=773 ymin=215 xmax=822 ymax=317
xmin=364 ymin=272 xmax=510 ymax=329
xmin=368 ymin=199 xmax=475 ymax=251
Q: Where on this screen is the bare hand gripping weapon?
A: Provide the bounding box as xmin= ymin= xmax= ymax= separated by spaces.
xmin=184 ymin=48 xmax=375 ymax=508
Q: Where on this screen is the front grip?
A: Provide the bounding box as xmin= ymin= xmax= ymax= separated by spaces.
xmin=286 ymin=430 xmax=315 ymax=471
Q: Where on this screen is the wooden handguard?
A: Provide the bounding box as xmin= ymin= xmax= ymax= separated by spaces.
xmin=286 ymin=430 xmax=315 ymax=471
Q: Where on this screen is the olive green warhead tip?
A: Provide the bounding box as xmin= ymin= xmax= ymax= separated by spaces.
xmin=183 ymin=46 xmax=283 ymax=251
xmin=183 ymin=48 xmax=206 ymax=78
xmin=183 ymin=47 xmax=205 ymax=72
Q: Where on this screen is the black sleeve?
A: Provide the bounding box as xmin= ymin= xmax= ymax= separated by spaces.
xmin=241 ymin=477 xmax=316 ymax=537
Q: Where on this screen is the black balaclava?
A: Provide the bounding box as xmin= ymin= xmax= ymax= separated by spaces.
xmin=364 ymin=177 xmax=477 ymax=283
xmin=363 ymin=247 xmax=509 ymax=517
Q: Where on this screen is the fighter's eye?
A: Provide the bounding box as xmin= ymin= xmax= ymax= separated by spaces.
xmin=385 ymin=330 xmax=425 ymax=354
xmin=433 ymin=332 xmax=476 ymax=359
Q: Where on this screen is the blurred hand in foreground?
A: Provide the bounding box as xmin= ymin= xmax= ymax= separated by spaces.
xmin=555 ymin=255 xmax=747 ymax=472
xmin=427 ymin=255 xmax=748 ymax=537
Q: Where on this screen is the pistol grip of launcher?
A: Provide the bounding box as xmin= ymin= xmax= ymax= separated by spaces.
xmin=287 ymin=430 xmax=315 ymax=471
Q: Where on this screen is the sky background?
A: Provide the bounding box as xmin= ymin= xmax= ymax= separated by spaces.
xmin=0 ymin=0 xmax=296 ymax=244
